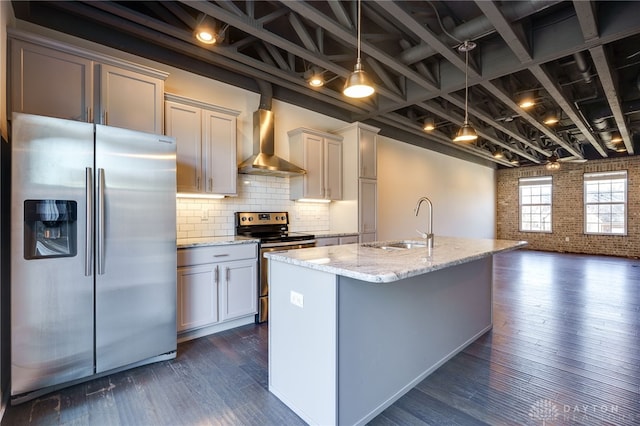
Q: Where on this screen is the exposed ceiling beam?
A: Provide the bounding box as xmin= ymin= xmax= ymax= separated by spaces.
xmin=288 ymin=12 xmax=319 ymax=53
xmin=589 ymin=45 xmax=634 ymax=154
xmin=376 ymin=113 xmax=514 ymax=168
xmin=373 ymin=1 xmax=472 ymax=76
xmin=474 ymin=0 xmax=531 ymax=64
xmin=417 ymin=101 xmax=541 ymax=164
xmin=480 ymin=80 xmax=584 ymax=158
xmin=17 ymin=0 xmax=640 ymax=169
xmin=572 ymin=0 xmax=599 ymax=42
xmin=440 ymin=94 xmax=550 ymax=158
xmin=528 ymin=64 xmax=608 ymax=157
xmin=54 ymin=1 xmax=370 ymax=115
xmin=283 ymin=1 xmax=439 ymax=93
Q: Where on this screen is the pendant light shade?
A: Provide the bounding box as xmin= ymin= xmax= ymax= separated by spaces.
xmin=453 ymin=123 xmax=478 ymax=142
xmin=545 ymin=152 xmax=561 ymax=170
xmin=453 ymin=40 xmax=477 ymax=143
xmin=344 ymin=59 xmax=375 ymax=98
xmin=343 ymin=0 xmax=375 ymax=98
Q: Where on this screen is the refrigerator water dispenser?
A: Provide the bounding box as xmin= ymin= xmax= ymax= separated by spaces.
xmin=24 ymin=199 xmax=77 ymax=259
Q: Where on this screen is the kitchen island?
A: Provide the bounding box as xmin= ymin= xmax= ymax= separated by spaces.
xmin=265 ymin=236 xmax=526 ymax=426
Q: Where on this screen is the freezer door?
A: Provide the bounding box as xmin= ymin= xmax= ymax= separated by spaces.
xmin=10 ymin=113 xmax=95 ymax=396
xmin=94 ymin=124 xmax=177 ymax=372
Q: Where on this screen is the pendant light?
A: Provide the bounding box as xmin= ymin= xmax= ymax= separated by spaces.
xmin=343 ymin=0 xmax=375 ymax=98
xmin=546 ymin=152 xmax=561 ymax=170
xmin=453 ymin=40 xmax=478 ymax=143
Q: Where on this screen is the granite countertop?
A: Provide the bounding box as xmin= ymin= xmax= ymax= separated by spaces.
xmin=177 ymin=236 xmax=259 ymax=249
xmin=264 ymin=236 xmax=527 ymax=283
xmin=314 ymin=232 xmax=359 ymax=238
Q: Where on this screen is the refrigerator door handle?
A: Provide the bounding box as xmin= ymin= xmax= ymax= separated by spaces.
xmin=97 ymin=168 xmax=106 ymax=275
xmin=85 ymin=167 xmax=93 ymax=276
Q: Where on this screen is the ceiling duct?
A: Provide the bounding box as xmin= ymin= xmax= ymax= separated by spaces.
xmin=574 ymin=52 xmax=592 ymax=84
xmin=593 ymin=117 xmax=622 ymax=151
xmin=399 ymin=0 xmax=563 ymax=65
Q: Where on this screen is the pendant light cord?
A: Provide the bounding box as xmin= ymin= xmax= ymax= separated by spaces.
xmin=357 ymin=0 xmax=362 ymax=64
xmin=464 ymin=41 xmax=469 ymax=124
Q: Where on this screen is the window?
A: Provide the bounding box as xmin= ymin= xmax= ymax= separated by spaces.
xmin=584 ymin=171 xmax=627 ymax=235
xmin=519 ymin=176 xmax=552 ymax=232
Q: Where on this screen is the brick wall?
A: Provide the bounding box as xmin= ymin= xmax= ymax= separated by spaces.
xmin=496 ymin=156 xmax=640 ymax=258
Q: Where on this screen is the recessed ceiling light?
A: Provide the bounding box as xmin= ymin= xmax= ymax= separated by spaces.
xmin=611 ymin=132 xmax=623 ymax=143
xmin=517 ymin=91 xmax=536 ymax=109
xmin=423 ymin=117 xmax=435 ymax=131
xmin=543 ymin=114 xmax=559 ymax=125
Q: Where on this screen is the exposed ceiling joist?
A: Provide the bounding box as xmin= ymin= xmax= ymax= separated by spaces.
xmin=11 ymin=0 xmax=640 ymax=168
xmin=589 ymin=45 xmax=634 ymax=154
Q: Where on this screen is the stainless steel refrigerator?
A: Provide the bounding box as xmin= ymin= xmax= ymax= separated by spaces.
xmin=10 ymin=112 xmax=177 ymax=403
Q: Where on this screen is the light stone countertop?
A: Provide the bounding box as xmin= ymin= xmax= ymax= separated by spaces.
xmin=264 ymin=236 xmax=527 ymax=283
xmin=177 ymin=236 xmax=259 ymax=249
xmin=314 ymin=232 xmax=359 ymax=239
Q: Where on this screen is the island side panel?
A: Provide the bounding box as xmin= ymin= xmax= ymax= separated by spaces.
xmin=268 ymin=260 xmax=338 ymax=425
xmin=337 ymin=257 xmax=493 ymax=426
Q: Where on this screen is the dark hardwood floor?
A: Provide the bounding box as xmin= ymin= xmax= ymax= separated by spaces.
xmin=3 ymin=249 xmax=639 ymax=425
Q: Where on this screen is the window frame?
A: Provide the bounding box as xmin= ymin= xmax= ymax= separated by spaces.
xmin=518 ymin=176 xmax=553 ymax=233
xmin=583 ymin=170 xmax=627 ymax=236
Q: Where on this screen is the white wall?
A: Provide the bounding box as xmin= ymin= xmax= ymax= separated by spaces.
xmin=378 ymin=136 xmax=496 ymax=240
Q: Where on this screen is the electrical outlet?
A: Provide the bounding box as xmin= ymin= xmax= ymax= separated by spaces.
xmin=290 ymin=290 xmax=304 ymax=308
xmin=201 ymin=210 xmax=208 ymax=221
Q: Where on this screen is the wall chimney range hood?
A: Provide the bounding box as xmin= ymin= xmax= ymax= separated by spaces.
xmin=238 ymin=109 xmax=306 ymax=176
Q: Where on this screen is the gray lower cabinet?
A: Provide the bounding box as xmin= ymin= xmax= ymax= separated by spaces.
xmin=177 ymin=243 xmax=258 ymax=340
xmin=316 ymin=237 xmax=340 ymax=247
xmin=176 ymin=264 xmax=219 ymax=332
xmin=316 ymin=235 xmax=359 ymax=247
xmin=340 ymin=235 xmax=359 ymax=245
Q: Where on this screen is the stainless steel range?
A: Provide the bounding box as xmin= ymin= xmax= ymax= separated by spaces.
xmin=235 ymin=212 xmax=316 ymax=323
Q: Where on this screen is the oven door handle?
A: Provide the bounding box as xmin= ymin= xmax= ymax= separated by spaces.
xmin=260 ymin=239 xmax=317 ymax=249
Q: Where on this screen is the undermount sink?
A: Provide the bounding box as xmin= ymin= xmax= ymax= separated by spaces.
xmin=362 ymin=240 xmax=428 ymax=250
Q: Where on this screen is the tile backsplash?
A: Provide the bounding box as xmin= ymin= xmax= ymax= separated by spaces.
xmin=176 ymin=174 xmax=330 ymax=238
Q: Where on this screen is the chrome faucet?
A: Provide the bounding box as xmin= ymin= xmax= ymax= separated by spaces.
xmin=415 ymin=196 xmax=434 ymax=249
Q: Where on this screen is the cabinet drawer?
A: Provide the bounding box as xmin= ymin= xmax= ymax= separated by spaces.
xmin=339 ymin=235 xmax=359 ymax=244
xmin=178 ymin=244 xmax=257 ymax=267
xmin=316 ymin=237 xmax=339 ymax=247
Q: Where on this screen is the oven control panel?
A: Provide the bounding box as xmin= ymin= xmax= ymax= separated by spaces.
xmin=236 ymin=212 xmax=289 ymax=226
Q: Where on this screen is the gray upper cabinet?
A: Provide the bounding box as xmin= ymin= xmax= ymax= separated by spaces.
xmin=359 ymin=127 xmax=377 ymax=179
xmin=165 ymin=100 xmax=202 ymax=193
xmin=289 ymin=128 xmax=343 ymax=201
xmin=9 ymin=30 xmax=167 ymax=134
xmin=165 ymin=94 xmax=240 ymax=196
xmin=98 ymin=64 xmax=164 ymax=134
xmin=10 ymin=38 xmax=93 ymax=122
xmin=331 ymin=122 xmax=380 ymax=240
